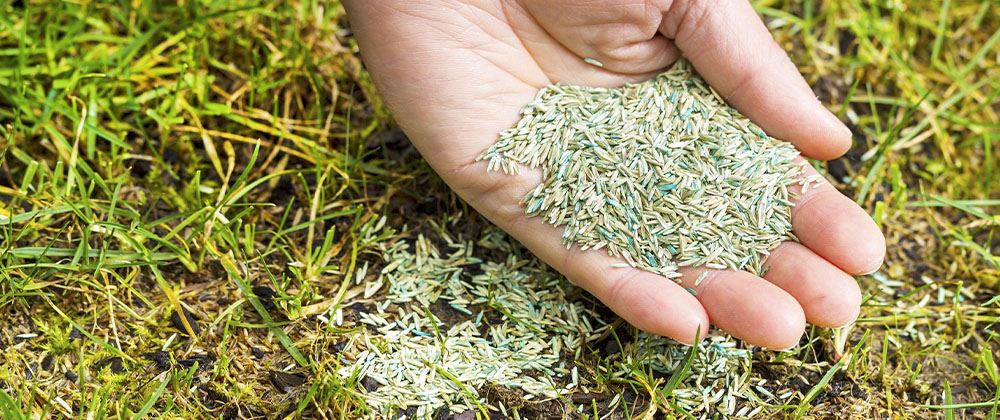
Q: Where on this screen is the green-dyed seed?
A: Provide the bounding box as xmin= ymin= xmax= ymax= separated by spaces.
xmin=583 ymin=57 xmax=604 ymax=67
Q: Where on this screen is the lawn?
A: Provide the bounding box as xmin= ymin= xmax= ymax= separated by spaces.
xmin=1 ymin=0 xmax=997 ymax=418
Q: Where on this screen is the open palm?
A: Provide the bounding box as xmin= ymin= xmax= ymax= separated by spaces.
xmin=344 ymin=0 xmax=885 ymax=349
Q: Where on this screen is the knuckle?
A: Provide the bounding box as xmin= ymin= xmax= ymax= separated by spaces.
xmin=599 ymin=42 xmax=651 ymax=63
xmin=602 ymin=268 xmax=644 ymax=307
xmin=665 ymin=0 xmax=713 ymax=39
xmin=690 ymin=269 xmax=721 ymax=296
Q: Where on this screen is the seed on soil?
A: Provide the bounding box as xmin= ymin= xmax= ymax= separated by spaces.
xmin=340 ymin=226 xmax=759 ymax=417
xmin=478 ymin=60 xmax=806 ymax=279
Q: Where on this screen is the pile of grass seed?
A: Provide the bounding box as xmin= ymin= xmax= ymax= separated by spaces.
xmin=338 ymin=227 xmax=764 ymax=417
xmin=480 ymin=61 xmax=816 ymax=279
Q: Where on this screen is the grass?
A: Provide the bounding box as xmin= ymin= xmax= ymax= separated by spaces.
xmin=0 ymin=0 xmax=997 ymax=418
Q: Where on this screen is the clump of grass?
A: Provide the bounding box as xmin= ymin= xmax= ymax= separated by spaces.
xmin=0 ymin=1 xmax=385 ymax=417
xmin=481 ymin=61 xmax=816 ymax=278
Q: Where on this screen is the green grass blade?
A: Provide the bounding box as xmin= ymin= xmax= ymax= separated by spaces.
xmin=0 ymin=388 xmax=27 ymax=420
xmin=131 ymin=373 xmax=171 ymax=420
xmin=661 ymin=328 xmax=701 ymax=397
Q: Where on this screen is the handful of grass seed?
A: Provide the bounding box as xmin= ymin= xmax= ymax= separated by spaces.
xmin=479 ymin=61 xmax=813 ymax=279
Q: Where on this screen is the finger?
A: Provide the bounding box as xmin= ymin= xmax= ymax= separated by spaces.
xmin=678 ymin=268 xmax=806 ymax=349
xmin=791 ymin=161 xmax=885 ymax=275
xmin=660 ymin=0 xmax=852 ymax=160
xmin=501 ymin=1 xmax=667 ymax=87
xmin=516 ymin=0 xmax=682 ymax=75
xmin=459 ymin=164 xmax=710 ymax=344
xmin=762 ymin=241 xmax=862 ymax=328
xmin=574 ymin=35 xmax=681 ymax=76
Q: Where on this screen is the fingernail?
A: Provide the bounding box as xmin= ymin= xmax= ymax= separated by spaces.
xmin=773 ymin=344 xmax=798 ymax=352
xmin=858 ymin=259 xmax=884 ymax=276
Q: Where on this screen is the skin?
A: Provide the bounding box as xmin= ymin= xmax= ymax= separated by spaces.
xmin=342 ymin=0 xmax=886 ymax=349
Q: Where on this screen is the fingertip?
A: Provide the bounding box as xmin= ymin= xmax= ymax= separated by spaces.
xmin=792 ymin=178 xmax=887 ymax=275
xmin=681 ymin=270 xmax=806 ymax=350
xmin=668 ymin=313 xmax=712 ymax=346
xmin=828 ymin=288 xmax=862 ymax=328
xmin=625 ymin=278 xmax=711 ymax=345
xmin=790 ymin=111 xmax=852 ymax=160
xmin=830 ymin=120 xmax=854 ymax=157
xmin=836 ymin=221 xmax=886 ymax=275
xmin=853 ymin=234 xmax=886 ymax=276
xmin=802 ymin=270 xmax=862 ymax=329
xmin=762 ymin=242 xmax=863 ymax=328
xmin=635 ymin=300 xmax=711 ymax=346
xmin=811 ymin=114 xmax=853 ymax=160
xmin=859 ymin=263 xmax=882 ymax=276
xmin=731 ymin=293 xmax=806 ymax=350
xmin=756 ymin=295 xmax=807 ymax=350
xmin=586 ymin=267 xmax=710 ymax=346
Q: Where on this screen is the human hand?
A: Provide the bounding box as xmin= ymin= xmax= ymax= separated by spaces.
xmin=343 ymin=0 xmax=885 ymax=349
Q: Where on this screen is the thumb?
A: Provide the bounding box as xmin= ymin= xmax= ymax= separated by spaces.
xmin=660 ymin=0 xmax=852 ymax=160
